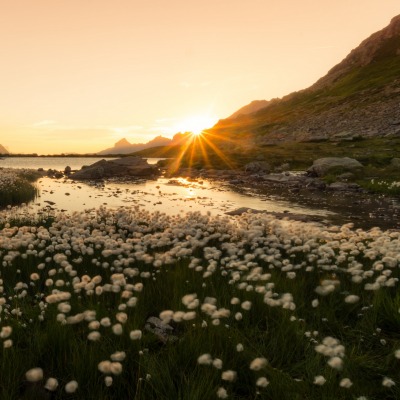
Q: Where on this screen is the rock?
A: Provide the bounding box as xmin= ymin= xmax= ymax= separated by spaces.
xmin=390 ymin=158 xmax=400 ymax=168
xmin=64 ymin=166 xmax=72 ymax=175
xmin=337 ymin=172 xmax=354 ymax=181
xmin=70 ymin=157 xmax=159 ymax=180
xmin=244 ymin=161 xmax=271 ymax=174
xmin=328 ymin=182 xmax=361 ymax=191
xmin=144 ymin=317 xmax=178 ymax=343
xmin=308 ymin=157 xmax=363 ymax=177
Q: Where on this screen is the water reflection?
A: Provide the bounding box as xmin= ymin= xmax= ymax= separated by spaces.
xmin=31 ymin=176 xmax=334 ymax=218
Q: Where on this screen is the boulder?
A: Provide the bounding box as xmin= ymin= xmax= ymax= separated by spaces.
xmin=70 ymin=157 xmax=159 ymax=180
xmin=308 ymin=157 xmax=363 ymax=177
xmin=244 ymin=161 xmax=271 ymax=174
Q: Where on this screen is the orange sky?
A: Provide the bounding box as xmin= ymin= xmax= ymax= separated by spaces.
xmin=1 ymin=0 xmax=399 ymax=154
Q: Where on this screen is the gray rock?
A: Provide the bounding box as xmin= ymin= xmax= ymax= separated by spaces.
xmin=308 ymin=157 xmax=363 ymax=177
xmin=70 ymin=157 xmax=159 ymax=180
xmin=144 ymin=317 xmax=177 ymax=343
xmin=244 ymin=161 xmax=271 ymax=174
xmin=391 ymin=158 xmax=400 ymax=168
xmin=328 ymin=182 xmax=361 ymax=191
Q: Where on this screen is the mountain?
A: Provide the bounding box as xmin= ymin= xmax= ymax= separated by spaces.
xmin=228 ymin=100 xmax=270 ymax=119
xmin=97 ymin=136 xmax=172 ymax=155
xmin=211 ymin=15 xmax=400 ymax=145
xmin=0 ymin=144 xmax=9 ymax=155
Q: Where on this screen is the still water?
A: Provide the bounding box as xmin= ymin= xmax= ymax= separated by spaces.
xmin=1 ymin=157 xmax=333 ymax=219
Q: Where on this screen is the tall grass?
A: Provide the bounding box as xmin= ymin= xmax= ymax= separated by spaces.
xmin=0 ymin=169 xmax=41 ymax=207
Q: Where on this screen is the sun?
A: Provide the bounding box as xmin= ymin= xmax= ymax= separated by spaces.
xmin=173 ymin=114 xmax=218 ymax=136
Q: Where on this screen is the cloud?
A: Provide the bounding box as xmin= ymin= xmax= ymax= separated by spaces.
xmin=31 ymin=120 xmax=57 ymax=127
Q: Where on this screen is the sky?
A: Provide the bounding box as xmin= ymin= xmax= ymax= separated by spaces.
xmin=1 ymin=0 xmax=399 ymax=154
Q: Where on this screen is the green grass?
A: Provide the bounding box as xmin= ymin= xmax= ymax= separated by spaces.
xmin=0 ymin=170 xmax=41 ymax=208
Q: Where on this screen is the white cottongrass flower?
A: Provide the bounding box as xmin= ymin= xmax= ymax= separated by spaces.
xmin=382 ymin=377 xmax=396 ymax=387
xmin=87 ymin=331 xmax=101 ymax=341
xmin=212 ymin=358 xmax=223 ymax=369
xmin=327 ymin=356 xmax=344 ymax=370
xmin=25 ymin=368 xmax=43 ymax=382
xmin=339 ymin=378 xmax=353 ymax=388
xmin=112 ymin=323 xmax=123 ymax=335
xmin=344 ymin=295 xmax=360 ymax=304
xmin=197 ymin=353 xmax=213 ymax=365
xmin=236 ymin=343 xmax=244 ymax=352
xmin=65 ymin=380 xmax=79 ymax=393
xmin=104 ymin=376 xmax=113 ymax=387
xmin=3 ymin=339 xmax=12 ymax=348
xmin=311 ymin=299 xmax=319 ymax=308
xmin=110 ymin=362 xmax=123 ymax=375
xmin=98 ymin=361 xmax=112 ymax=374
xmin=249 ymin=357 xmax=268 ymax=371
xmin=394 ymin=349 xmax=400 ymax=359
xmin=116 ymin=312 xmax=128 ymax=324
xmin=111 ymin=351 xmax=126 ymax=362
xmin=221 ymin=370 xmax=237 ymax=382
xmin=44 ymin=377 xmax=59 ymax=391
xmin=313 ymin=375 xmax=326 ymax=385
xmin=256 ymin=377 xmax=269 ymax=387
xmin=241 ymin=301 xmax=252 ymax=310
xmin=130 ymin=330 xmax=142 ymax=340
xmin=216 ymin=387 xmax=228 ymax=398
xmin=0 ymin=326 xmax=12 ymax=339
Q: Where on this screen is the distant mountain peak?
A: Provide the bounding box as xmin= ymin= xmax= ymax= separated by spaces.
xmin=115 ymin=138 xmax=131 ymax=148
xmin=97 ymin=136 xmax=172 ymax=155
xmin=0 ymin=144 xmax=9 ymax=154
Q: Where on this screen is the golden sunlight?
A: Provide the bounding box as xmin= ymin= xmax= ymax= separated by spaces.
xmin=173 ymin=115 xmax=218 ymax=135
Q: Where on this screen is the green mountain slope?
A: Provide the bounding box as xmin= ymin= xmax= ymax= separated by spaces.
xmin=210 ymin=15 xmax=400 ymax=144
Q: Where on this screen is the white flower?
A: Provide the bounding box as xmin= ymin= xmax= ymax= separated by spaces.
xmin=45 ymin=377 xmax=59 ymax=391
xmin=197 ymin=353 xmax=213 ymax=365
xmin=236 ymin=343 xmax=244 ymax=352
xmin=344 ymin=295 xmax=360 ymax=304
xmin=25 ymin=368 xmax=43 ymax=382
xmin=0 ymin=326 xmax=12 ymax=339
xmin=216 ymin=387 xmax=228 ymax=398
xmin=65 ymin=380 xmax=79 ymax=393
xmin=112 ymin=323 xmax=123 ymax=335
xmin=212 ymin=358 xmax=223 ymax=369
xmin=104 ymin=376 xmax=113 ymax=387
xmin=256 ymin=377 xmax=269 ymax=387
xmin=111 ymin=351 xmax=126 ymax=362
xmin=327 ymin=356 xmax=343 ymax=370
xmin=382 ymin=377 xmax=396 ymax=387
xmin=249 ymin=357 xmax=268 ymax=371
xmin=339 ymin=378 xmax=353 ymax=388
xmin=221 ymin=370 xmax=237 ymax=382
xmin=313 ymin=375 xmax=326 ymax=385
xmin=130 ymin=330 xmax=142 ymax=340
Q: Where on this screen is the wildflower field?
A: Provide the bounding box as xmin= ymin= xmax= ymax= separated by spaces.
xmin=0 ymin=206 xmax=399 ymax=399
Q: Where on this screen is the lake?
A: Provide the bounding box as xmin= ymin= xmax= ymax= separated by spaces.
xmin=0 ymin=157 xmax=333 ymax=219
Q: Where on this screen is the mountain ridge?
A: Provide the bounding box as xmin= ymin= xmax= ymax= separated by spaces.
xmin=210 ymin=15 xmax=400 ymax=145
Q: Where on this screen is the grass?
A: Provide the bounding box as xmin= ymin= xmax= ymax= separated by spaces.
xmin=0 ymin=206 xmax=399 ymax=399
xmin=0 ymin=169 xmax=41 ymax=208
